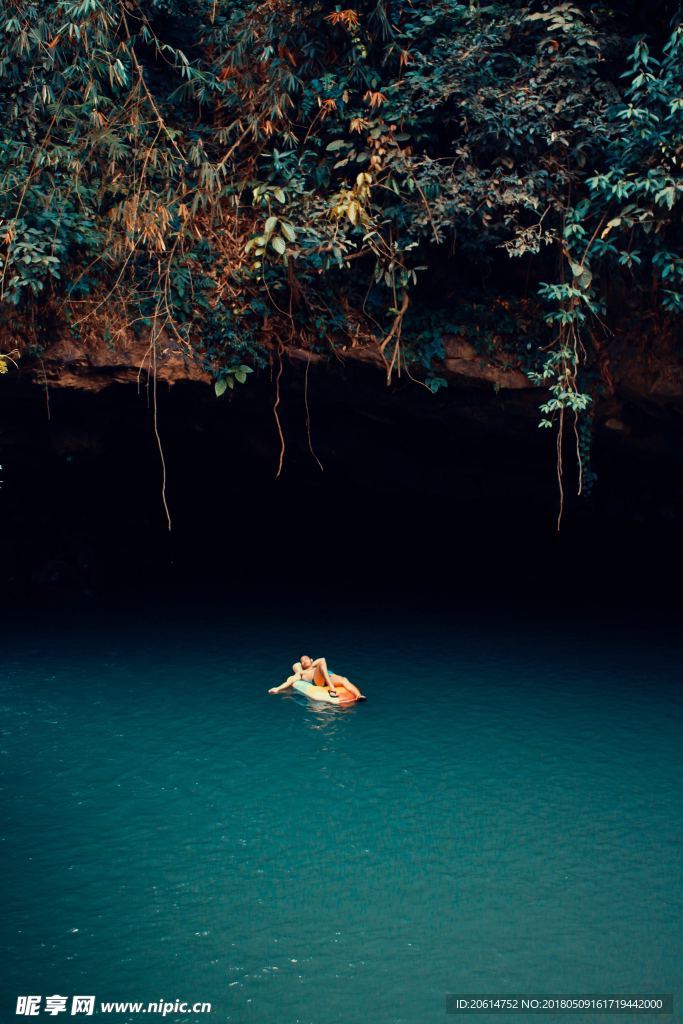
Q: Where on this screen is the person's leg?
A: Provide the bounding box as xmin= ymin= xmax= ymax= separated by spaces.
xmin=314 ymin=666 xmax=338 ymax=696
xmin=330 ymin=673 xmax=362 ymax=699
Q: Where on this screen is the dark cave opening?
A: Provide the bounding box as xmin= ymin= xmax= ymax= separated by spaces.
xmin=0 ymin=362 xmax=681 ymax=603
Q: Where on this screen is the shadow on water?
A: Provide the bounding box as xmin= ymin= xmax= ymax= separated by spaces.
xmin=290 ymin=692 xmax=364 ymax=733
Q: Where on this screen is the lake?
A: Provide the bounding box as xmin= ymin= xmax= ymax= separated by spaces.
xmin=1 ymin=586 xmax=681 ymax=1023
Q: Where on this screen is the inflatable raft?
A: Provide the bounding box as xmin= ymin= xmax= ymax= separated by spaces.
xmin=292 ymin=680 xmax=360 ymax=704
xmin=292 ymin=668 xmax=360 ymax=705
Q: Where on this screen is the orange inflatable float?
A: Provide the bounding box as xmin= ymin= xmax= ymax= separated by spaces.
xmin=292 ymin=667 xmax=360 ymax=704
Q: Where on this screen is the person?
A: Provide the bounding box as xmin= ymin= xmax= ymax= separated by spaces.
xmin=268 ymin=654 xmax=365 ymax=699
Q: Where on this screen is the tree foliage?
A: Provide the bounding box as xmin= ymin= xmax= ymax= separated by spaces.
xmin=0 ymin=0 xmax=681 ymax=497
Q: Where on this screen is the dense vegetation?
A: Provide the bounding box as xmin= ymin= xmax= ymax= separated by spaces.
xmin=0 ymin=1 xmax=681 ymax=509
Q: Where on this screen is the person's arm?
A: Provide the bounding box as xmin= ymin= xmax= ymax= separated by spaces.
xmin=268 ymin=673 xmax=299 ymax=694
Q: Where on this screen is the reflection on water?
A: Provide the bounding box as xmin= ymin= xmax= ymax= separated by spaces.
xmin=295 ymin=692 xmax=362 ymax=732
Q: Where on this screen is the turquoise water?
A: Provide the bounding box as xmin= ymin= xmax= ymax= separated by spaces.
xmin=1 ymin=590 xmax=682 ymax=1023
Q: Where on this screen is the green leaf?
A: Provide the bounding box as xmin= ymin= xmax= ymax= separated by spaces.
xmin=271 ymin=235 xmax=286 ymax=255
xmin=280 ymin=221 xmax=296 ymax=242
xmin=264 ymin=215 xmax=278 ymax=235
xmin=326 ymin=139 xmax=347 ymax=151
xmin=215 ymin=379 xmax=227 ymax=397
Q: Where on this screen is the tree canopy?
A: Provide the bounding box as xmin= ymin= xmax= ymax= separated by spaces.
xmin=1 ymin=1 xmax=682 ymax=500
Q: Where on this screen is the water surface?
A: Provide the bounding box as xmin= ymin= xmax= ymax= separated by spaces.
xmin=2 ymin=589 xmax=681 ymax=1023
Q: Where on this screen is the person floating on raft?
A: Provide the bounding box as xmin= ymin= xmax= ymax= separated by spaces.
xmin=268 ymin=654 xmax=366 ymax=700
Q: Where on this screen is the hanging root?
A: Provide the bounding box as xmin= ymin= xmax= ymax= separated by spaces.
xmin=378 ymin=291 xmax=409 ymax=384
xmin=556 ymin=407 xmax=564 ymax=532
xmin=151 ymin=322 xmax=172 ymax=531
xmin=573 ymin=411 xmax=583 ymax=497
xmin=39 ymin=357 xmax=51 ymax=421
xmin=273 ymin=342 xmax=286 ymax=478
xmin=304 ymin=354 xmax=324 ymax=472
